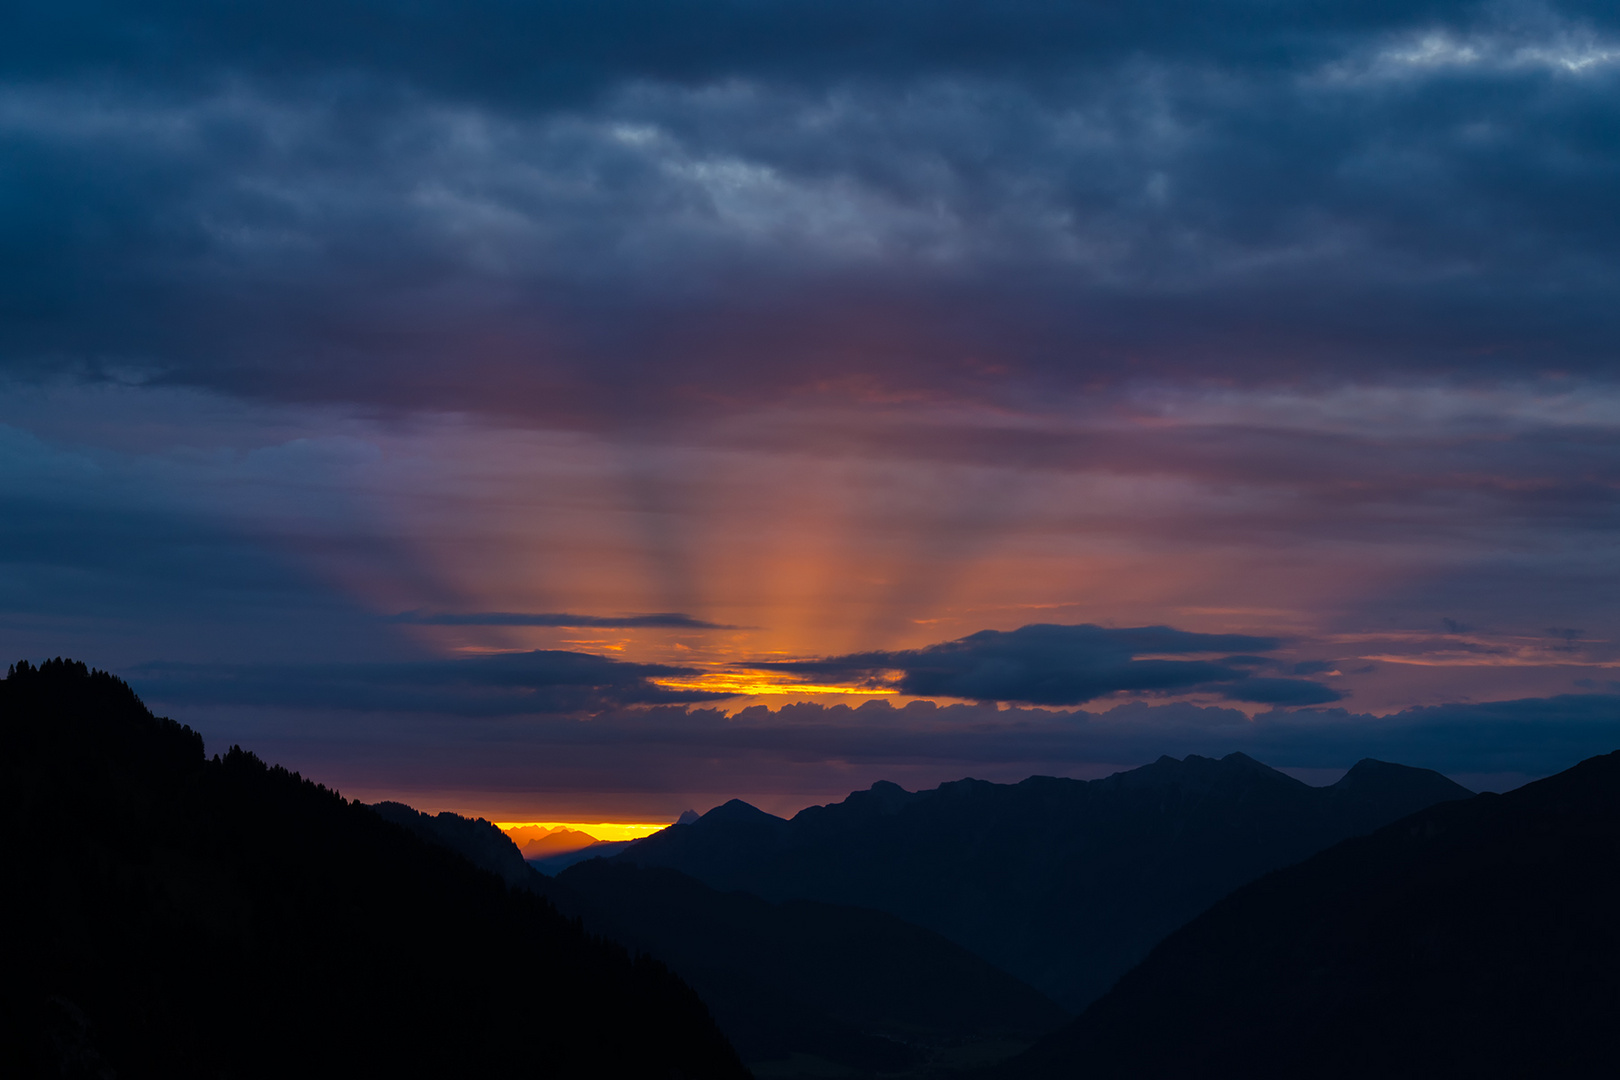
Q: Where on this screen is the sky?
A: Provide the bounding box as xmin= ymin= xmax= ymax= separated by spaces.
xmin=5 ymin=0 xmax=1620 ymax=818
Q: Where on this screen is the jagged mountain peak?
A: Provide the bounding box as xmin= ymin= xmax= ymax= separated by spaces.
xmin=1333 ymin=757 xmax=1472 ymax=793
xmin=621 ymin=749 xmax=1473 ymax=1011
xmin=701 ymin=798 xmax=785 ymax=825
xmin=1093 ymin=751 xmax=1306 ymax=796
xmin=1004 ymin=749 xmax=1620 ymax=1077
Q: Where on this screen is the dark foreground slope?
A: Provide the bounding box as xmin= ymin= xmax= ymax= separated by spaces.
xmin=620 ymin=753 xmax=1471 ymax=1009
xmin=1006 ymin=749 xmax=1620 ymax=1079
xmin=0 ymin=660 xmax=746 ymax=1080
xmin=559 ymin=860 xmax=1067 ymax=1078
xmin=376 ymin=800 xmax=1066 ymax=1077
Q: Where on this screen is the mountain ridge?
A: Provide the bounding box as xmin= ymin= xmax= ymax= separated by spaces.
xmin=367 ymin=783 xmax=1068 ymax=1076
xmin=1002 ymin=747 xmax=1620 ymax=1078
xmin=619 ymin=752 xmax=1473 ymax=1009
xmin=556 ymin=859 xmax=1068 ymax=1077
xmin=1 ymin=658 xmax=745 ymax=1079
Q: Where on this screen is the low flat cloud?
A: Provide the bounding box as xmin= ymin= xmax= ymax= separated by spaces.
xmin=131 ymin=650 xmax=733 ymax=716
xmin=385 ymin=611 xmax=733 ymax=629
xmin=137 ymin=687 xmax=1620 ymax=818
xmin=1218 ymin=678 xmax=1343 ymax=706
xmin=756 ymin=623 xmax=1341 ymax=706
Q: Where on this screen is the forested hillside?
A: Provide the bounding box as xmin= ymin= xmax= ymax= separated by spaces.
xmin=0 ymin=659 xmax=746 ymax=1079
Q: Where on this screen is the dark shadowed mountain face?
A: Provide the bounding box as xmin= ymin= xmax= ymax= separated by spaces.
xmin=618 ymin=753 xmax=1472 ymax=1009
xmin=0 ymin=659 xmax=746 ymax=1080
xmin=363 ymin=798 xmax=1067 ymax=1077
xmin=527 ymin=838 xmax=634 ymax=873
xmin=557 ymin=860 xmax=1068 ymax=1079
xmin=1006 ymin=748 xmax=1620 ymax=1080
xmin=372 ymin=800 xmax=536 ymax=888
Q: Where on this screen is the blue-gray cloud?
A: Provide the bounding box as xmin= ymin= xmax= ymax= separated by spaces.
xmin=385 ymin=611 xmax=733 ymax=629
xmin=125 ymin=685 xmax=1620 ymax=809
xmin=2 ymin=0 xmax=1617 ymax=796
xmin=754 ymin=623 xmax=1341 ymax=706
xmin=1218 ymin=678 xmax=1344 ymax=706
xmin=0 ymin=423 xmax=414 ymax=666
xmin=690 ymin=694 xmax=1620 ymax=780
xmin=130 ymin=650 xmax=733 ymax=716
xmin=2 ymin=0 xmax=1618 ymax=424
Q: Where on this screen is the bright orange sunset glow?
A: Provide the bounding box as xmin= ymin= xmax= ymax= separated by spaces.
xmin=496 ymin=821 xmax=673 ymax=843
xmin=652 ymin=670 xmax=899 ymax=698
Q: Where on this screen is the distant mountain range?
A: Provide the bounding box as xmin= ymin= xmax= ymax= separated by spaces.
xmin=385 ymin=750 xmax=1479 ymax=1074
xmin=375 ymin=795 xmax=1064 ymax=1077
xmin=505 ymin=824 xmax=602 ymax=860
xmin=20 ymin=655 xmax=1577 ymax=1079
xmin=617 ymin=753 xmax=1473 ymax=1009
xmin=527 ymin=836 xmax=634 ymax=873
xmin=1004 ymin=748 xmax=1620 ymax=1077
xmin=1 ymin=659 xmax=745 ymax=1079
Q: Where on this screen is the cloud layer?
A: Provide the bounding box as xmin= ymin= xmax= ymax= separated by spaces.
xmin=133 ymin=650 xmax=730 ymax=716
xmin=3 ymin=0 xmax=1619 ymax=812
xmin=386 ymin=611 xmax=732 ymax=629
xmin=757 ymin=623 xmax=1341 ymax=705
xmin=127 ymin=680 xmax=1620 ymax=818
xmin=3 ymin=1 xmax=1619 ymax=421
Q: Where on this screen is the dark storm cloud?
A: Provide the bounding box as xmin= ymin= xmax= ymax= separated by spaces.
xmin=7 ymin=2 xmax=1616 ymax=812
xmin=755 ymin=623 xmax=1342 ymax=706
xmin=385 ymin=611 xmax=732 ymax=629
xmin=130 ymin=650 xmax=732 ymax=716
xmin=2 ymin=0 xmax=1618 ymax=422
xmin=0 ymin=1 xmax=1496 ymax=101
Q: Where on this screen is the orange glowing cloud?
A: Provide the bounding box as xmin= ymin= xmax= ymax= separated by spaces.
xmin=276 ymin=394 xmax=1614 ymax=722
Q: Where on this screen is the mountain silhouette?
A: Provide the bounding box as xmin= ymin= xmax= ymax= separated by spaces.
xmin=527 ymin=837 xmax=634 ymax=873
xmin=556 ymin=859 xmax=1067 ymax=1077
xmin=372 ymin=800 xmax=538 ymax=887
xmin=1002 ymin=747 xmax=1620 ymax=1078
xmin=517 ymin=827 xmax=602 ymax=859
xmin=1 ymin=659 xmax=746 ymax=1079
xmin=370 ymin=796 xmax=1066 ymax=1076
xmin=618 ymin=753 xmax=1472 ymax=1009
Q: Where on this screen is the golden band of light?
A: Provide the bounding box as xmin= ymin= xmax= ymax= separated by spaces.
xmin=653 ymin=670 xmax=898 ymax=697
xmin=496 ymin=821 xmax=672 ymax=843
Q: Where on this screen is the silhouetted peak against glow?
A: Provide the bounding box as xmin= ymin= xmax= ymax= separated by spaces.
xmin=845 ymin=780 xmax=915 ymax=816
xmin=1328 ymin=758 xmax=1474 ymax=798
xmin=701 ymin=800 xmax=786 ymax=827
xmin=619 ymin=748 xmax=1479 ymax=1010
